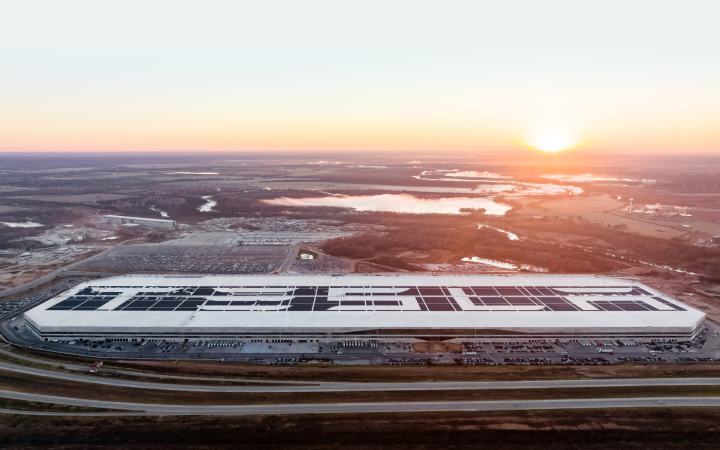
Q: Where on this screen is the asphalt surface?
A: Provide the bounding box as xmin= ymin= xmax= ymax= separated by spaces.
xmin=2 ymin=389 xmax=720 ymax=416
xmin=5 ymin=358 xmax=720 ymax=393
xmin=275 ymin=243 xmax=300 ymax=273
xmin=0 ymin=346 xmax=307 ymax=384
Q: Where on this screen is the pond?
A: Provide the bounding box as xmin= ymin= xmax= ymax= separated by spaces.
xmin=263 ymin=193 xmax=511 ymax=215
xmin=198 ymin=195 xmax=217 ymax=213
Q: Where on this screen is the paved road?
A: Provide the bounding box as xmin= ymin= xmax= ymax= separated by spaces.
xmin=0 ymin=346 xmax=307 ymax=385
xmin=2 ymin=389 xmax=720 ymax=416
xmin=275 ymin=243 xmax=300 ymax=273
xmin=5 ymin=358 xmax=720 ymax=393
xmin=0 ymin=408 xmax=146 ymax=417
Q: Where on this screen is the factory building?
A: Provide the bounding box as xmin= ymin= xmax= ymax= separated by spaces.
xmin=102 ymin=215 xmax=177 ymax=230
xmin=24 ymin=274 xmax=705 ymax=342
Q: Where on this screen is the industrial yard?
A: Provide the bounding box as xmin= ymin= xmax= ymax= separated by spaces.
xmin=4 ymin=2 xmax=720 ymax=446
xmin=1 ymin=153 xmax=720 ymax=448
xmin=0 ymin=273 xmax=713 ymax=368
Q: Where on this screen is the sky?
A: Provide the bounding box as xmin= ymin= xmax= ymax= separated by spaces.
xmin=1 ymin=0 xmax=719 ymax=154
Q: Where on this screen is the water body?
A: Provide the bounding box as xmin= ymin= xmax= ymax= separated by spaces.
xmin=461 ymin=256 xmax=517 ymax=270
xmin=461 ymin=256 xmax=548 ymax=272
xmin=477 ymin=224 xmax=519 ymax=240
xmin=264 ymin=193 xmax=511 ymax=215
xmin=165 ymin=171 xmax=219 ymax=175
xmin=414 ymin=169 xmax=510 ymax=183
xmin=198 ymin=196 xmax=217 ymax=213
xmin=1 ymin=221 xmax=43 ymax=228
xmin=414 ymin=169 xmax=583 ymax=196
xmin=542 ymin=174 xmax=656 ymax=184
xmin=306 ymin=160 xmax=343 ymax=166
xmin=350 ymin=164 xmax=389 ymax=169
xmin=149 ymin=206 xmax=170 ymax=218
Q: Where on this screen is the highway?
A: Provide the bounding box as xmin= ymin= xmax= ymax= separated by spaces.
xmin=4 ymin=337 xmax=720 ymax=418
xmin=0 ymin=346 xmax=308 ymax=385
xmin=2 ymin=389 xmax=720 ymax=416
xmin=3 ymin=322 xmax=720 ymax=418
xmin=4 ymin=358 xmax=720 ymax=393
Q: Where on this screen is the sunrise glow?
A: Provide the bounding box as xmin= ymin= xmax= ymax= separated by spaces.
xmin=0 ymin=1 xmax=719 ymax=155
xmin=526 ymin=128 xmax=580 ymax=153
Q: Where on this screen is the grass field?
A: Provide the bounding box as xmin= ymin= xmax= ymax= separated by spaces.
xmin=515 ymin=194 xmax=692 ymax=239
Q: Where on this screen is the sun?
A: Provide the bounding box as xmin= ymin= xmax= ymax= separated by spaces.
xmin=526 ymin=128 xmax=579 ymax=153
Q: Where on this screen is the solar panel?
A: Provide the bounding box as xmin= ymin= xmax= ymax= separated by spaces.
xmin=42 ymin=282 xmax=689 ymax=315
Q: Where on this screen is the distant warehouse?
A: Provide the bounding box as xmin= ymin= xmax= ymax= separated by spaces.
xmin=102 ymin=215 xmax=177 ymax=230
xmin=24 ymin=274 xmax=705 ymax=341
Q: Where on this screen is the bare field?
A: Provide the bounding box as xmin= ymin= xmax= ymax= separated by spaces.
xmin=515 ymin=194 xmax=692 ymax=239
xmin=0 ymin=205 xmax=30 ymax=213
xmin=7 ymin=193 xmax=136 ymax=204
xmin=641 ymin=275 xmax=720 ymax=323
xmin=2 ymin=409 xmax=720 ymax=449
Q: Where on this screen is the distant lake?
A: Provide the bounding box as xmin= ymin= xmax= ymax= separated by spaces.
xmin=1 ymin=221 xmax=43 ymax=228
xmin=165 ymin=171 xmax=219 ymax=175
xmin=477 ymin=224 xmax=519 ymax=240
xmin=263 ymin=193 xmax=511 ymax=215
xmin=198 ymin=195 xmax=217 ymax=213
xmin=415 ymin=169 xmax=584 ymax=196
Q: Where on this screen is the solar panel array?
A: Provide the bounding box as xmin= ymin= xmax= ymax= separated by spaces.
xmin=46 ymin=284 xmax=685 ymax=313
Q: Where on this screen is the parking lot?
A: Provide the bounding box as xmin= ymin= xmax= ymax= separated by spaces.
xmin=4 ymin=311 xmax=719 ymax=367
xmin=3 ymin=278 xmax=719 ymax=366
xmin=76 ymin=244 xmax=288 ymax=274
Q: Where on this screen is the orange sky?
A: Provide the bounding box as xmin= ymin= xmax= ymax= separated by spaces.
xmin=1 ymin=1 xmax=719 ymax=155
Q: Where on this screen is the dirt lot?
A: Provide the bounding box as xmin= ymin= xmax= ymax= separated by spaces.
xmin=2 ymin=409 xmax=720 ymax=449
xmin=7 ymin=193 xmax=136 ymax=204
xmin=640 ymin=275 xmax=720 ymax=322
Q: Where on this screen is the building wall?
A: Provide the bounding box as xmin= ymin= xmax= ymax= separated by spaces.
xmin=103 ymin=215 xmax=176 ymax=229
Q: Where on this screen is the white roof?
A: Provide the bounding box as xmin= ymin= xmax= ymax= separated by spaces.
xmin=25 ymin=274 xmax=705 ymax=335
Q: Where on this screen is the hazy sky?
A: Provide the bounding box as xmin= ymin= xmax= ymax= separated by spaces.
xmin=1 ymin=0 xmax=719 ymax=154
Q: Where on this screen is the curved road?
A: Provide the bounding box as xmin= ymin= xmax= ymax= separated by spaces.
xmin=2 ymin=390 xmax=720 ymax=416
xmin=0 ymin=346 xmax=307 ymax=385
xmin=4 ymin=358 xmax=720 ymax=393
